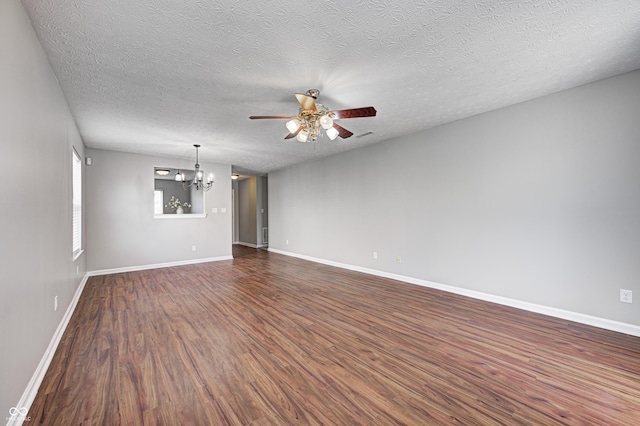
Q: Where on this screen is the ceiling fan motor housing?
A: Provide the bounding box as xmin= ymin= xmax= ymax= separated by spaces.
xmin=305 ymin=89 xmax=320 ymax=99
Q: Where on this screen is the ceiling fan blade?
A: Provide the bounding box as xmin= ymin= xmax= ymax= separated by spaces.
xmin=295 ymin=93 xmax=318 ymax=112
xmin=284 ymin=126 xmax=302 ymax=139
xmin=333 ymin=123 xmax=354 ymax=139
xmin=249 ymin=115 xmax=296 ymax=119
xmin=331 ymin=107 xmax=377 ymax=119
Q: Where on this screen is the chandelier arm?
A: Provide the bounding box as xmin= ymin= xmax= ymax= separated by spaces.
xmin=183 ymin=144 xmax=214 ymax=191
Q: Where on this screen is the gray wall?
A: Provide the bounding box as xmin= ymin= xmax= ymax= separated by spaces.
xmin=154 ymin=179 xmax=198 ymax=214
xmin=269 ymin=70 xmax=640 ymax=326
xmin=256 ymin=176 xmax=268 ymax=246
xmin=232 ymin=180 xmax=240 ymax=243
xmin=237 ymin=176 xmax=269 ymax=247
xmin=86 ymin=149 xmax=232 ymax=271
xmin=190 ymin=183 xmax=204 ymax=215
xmin=0 ymin=0 xmax=87 ymax=414
xmin=238 ymin=177 xmax=257 ymax=245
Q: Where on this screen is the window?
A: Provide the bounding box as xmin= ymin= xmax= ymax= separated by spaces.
xmin=72 ymin=148 xmax=82 ymax=259
xmin=154 ymin=190 xmax=164 ymax=215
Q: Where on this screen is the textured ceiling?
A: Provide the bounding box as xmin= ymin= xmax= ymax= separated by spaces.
xmin=21 ymin=0 xmax=640 ymax=175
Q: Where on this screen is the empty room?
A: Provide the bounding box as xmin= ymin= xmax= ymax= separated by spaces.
xmin=2 ymin=0 xmax=640 ymax=424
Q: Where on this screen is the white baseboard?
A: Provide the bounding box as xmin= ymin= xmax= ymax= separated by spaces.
xmin=7 ymin=273 xmax=90 ymax=426
xmin=87 ymin=255 xmax=233 ymax=277
xmin=268 ymin=248 xmax=640 ymax=337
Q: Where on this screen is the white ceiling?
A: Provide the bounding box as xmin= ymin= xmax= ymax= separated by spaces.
xmin=21 ymin=0 xmax=640 ymax=175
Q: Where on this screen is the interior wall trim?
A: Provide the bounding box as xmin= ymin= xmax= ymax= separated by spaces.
xmin=8 ymin=274 xmax=90 ymax=426
xmin=86 ymin=255 xmax=233 ymax=277
xmin=268 ymin=248 xmax=640 ymax=337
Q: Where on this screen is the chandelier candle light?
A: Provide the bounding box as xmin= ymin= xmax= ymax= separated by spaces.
xmin=175 ymin=144 xmax=213 ymax=191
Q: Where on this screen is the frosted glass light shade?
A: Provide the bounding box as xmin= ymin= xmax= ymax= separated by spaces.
xmin=325 ymin=127 xmax=339 ymax=140
xmin=319 ymin=114 xmax=333 ymax=130
xmin=297 ymin=129 xmax=309 ymax=142
xmin=286 ymin=118 xmax=301 ymax=133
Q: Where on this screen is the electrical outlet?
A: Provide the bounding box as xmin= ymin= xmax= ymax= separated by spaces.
xmin=76 ymin=265 xmax=80 ymax=276
xmin=620 ymin=289 xmax=633 ymax=303
xmin=373 ymin=251 xmax=378 ymax=259
xmin=192 ymin=245 xmax=196 ymax=252
xmin=396 ymin=256 xmax=402 ymax=264
xmin=54 ymin=296 xmax=58 ymax=311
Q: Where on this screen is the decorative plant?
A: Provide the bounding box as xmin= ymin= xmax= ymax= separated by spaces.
xmin=165 ymin=196 xmax=191 ymax=211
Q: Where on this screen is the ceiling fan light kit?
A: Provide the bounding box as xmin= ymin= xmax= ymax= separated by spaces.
xmin=285 ymin=118 xmax=301 ymax=133
xmin=298 ymin=128 xmax=310 ymax=143
xmin=319 ymin=114 xmax=334 ymax=130
xmin=250 ymin=89 xmax=376 ymax=143
xmin=325 ymin=126 xmax=339 ymax=140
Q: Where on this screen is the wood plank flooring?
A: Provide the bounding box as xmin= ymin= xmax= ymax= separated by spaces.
xmin=28 ymin=246 xmax=640 ymax=424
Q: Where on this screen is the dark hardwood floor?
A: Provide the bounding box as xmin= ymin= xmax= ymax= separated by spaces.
xmin=29 ymin=246 xmax=640 ymax=424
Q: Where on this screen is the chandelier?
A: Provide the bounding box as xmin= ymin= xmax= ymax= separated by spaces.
xmin=175 ymin=144 xmax=213 ymax=191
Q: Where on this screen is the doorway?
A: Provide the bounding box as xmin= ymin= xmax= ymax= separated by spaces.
xmin=232 ymin=175 xmax=268 ymax=251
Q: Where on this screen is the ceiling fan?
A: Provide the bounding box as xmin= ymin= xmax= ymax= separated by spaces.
xmin=249 ymin=89 xmax=377 ymax=143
